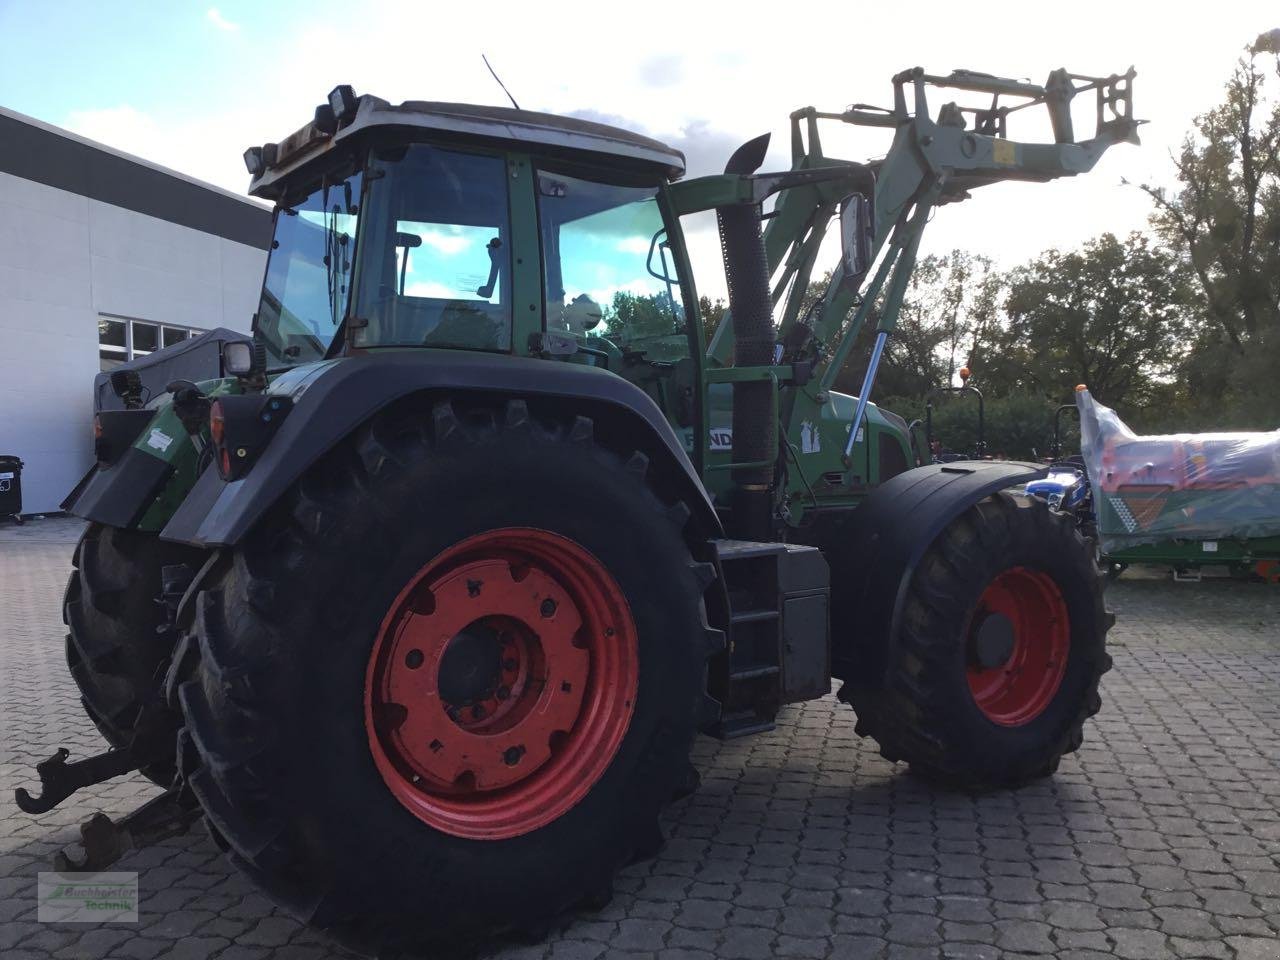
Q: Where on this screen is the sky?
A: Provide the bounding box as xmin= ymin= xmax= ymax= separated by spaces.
xmin=1 ymin=0 xmax=1274 ymax=294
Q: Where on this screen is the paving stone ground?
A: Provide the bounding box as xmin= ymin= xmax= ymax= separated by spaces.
xmin=2 ymin=516 xmax=1279 ymax=959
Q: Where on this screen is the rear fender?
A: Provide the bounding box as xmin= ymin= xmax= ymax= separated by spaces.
xmin=830 ymin=460 xmax=1048 ymax=684
xmin=63 ymin=405 xmax=200 ymax=531
xmin=160 ymin=352 xmax=722 ymax=548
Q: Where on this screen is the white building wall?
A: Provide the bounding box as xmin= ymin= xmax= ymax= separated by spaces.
xmin=0 ymin=169 xmax=266 ymax=514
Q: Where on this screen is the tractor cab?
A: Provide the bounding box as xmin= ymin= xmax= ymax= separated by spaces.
xmin=245 ymin=90 xmax=698 ymax=424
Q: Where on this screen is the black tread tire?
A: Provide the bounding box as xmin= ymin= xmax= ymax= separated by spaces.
xmin=839 ymin=492 xmax=1112 ymax=787
xmin=64 ymin=523 xmax=201 ymax=785
xmin=176 ymin=398 xmax=716 ymax=955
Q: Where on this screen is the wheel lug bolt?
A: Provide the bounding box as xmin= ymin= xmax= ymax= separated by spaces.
xmin=405 ymin=649 xmax=424 ymax=669
xmin=540 ymin=598 xmax=557 ymax=618
xmin=503 ymin=745 xmax=525 ymax=766
xmin=472 ymin=704 xmax=486 ymax=720
xmin=497 ymin=686 xmax=511 ymax=701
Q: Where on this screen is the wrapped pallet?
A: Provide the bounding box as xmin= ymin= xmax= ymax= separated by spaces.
xmin=1076 ymin=387 xmax=1280 ymax=553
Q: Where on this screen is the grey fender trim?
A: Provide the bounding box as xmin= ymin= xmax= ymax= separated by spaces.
xmin=160 ymin=351 xmax=720 ymax=548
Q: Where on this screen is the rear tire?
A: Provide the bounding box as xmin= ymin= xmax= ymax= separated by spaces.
xmin=839 ymin=492 xmax=1112 ymax=787
xmin=176 ymin=398 xmax=716 ymax=954
xmin=64 ymin=523 xmax=200 ymax=785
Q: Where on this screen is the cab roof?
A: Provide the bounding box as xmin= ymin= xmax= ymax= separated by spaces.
xmin=247 ymin=93 xmax=686 ymax=199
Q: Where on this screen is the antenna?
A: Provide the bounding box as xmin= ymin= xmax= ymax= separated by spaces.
xmin=482 ymin=54 xmax=521 ymax=111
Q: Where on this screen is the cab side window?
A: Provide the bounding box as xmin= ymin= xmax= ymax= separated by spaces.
xmin=355 ymin=145 xmax=512 ymax=351
xmin=537 ymin=171 xmax=688 ymax=362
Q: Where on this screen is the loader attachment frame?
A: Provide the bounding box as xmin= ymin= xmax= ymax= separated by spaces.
xmin=672 ymin=65 xmax=1139 ymax=496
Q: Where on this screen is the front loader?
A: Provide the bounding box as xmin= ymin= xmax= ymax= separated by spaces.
xmin=23 ymin=66 xmax=1136 ymax=953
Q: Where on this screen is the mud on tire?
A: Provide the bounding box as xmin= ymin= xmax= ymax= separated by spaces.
xmin=175 ymin=397 xmax=717 ymax=955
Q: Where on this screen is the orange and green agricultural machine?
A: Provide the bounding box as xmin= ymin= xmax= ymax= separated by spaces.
xmin=1031 ymin=388 xmax=1280 ymax=580
xmin=21 ymin=65 xmax=1137 ymax=953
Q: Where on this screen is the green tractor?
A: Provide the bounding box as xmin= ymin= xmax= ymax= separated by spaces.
xmin=23 ymin=66 xmax=1136 ymax=953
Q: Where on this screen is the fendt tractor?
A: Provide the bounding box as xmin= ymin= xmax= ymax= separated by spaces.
xmin=20 ymin=65 xmax=1137 ymax=953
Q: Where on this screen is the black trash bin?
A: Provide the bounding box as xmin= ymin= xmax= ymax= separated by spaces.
xmin=0 ymin=455 xmax=24 ymax=524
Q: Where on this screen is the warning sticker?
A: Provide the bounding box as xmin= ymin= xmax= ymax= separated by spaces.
xmin=800 ymin=421 xmax=820 ymax=454
xmin=992 ymin=139 xmax=1016 ymax=164
xmin=146 ymin=429 xmax=174 ymax=453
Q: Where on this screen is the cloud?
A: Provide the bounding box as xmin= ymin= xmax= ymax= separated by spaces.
xmin=638 ymin=54 xmax=684 ymax=88
xmin=563 ymin=109 xmax=770 ymax=181
xmin=206 ymin=7 xmax=239 ymax=32
xmin=64 ymin=104 xmax=165 ymax=157
xmin=412 ymin=227 xmax=475 ymax=256
xmin=615 ymin=236 xmax=650 ymax=255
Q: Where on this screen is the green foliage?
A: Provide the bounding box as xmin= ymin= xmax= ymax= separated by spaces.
xmin=979 ymin=232 xmax=1192 ymax=407
xmin=698 ymin=295 xmax=727 ymax=341
xmin=822 ymin=250 xmax=999 ymax=400
xmin=1141 ymin=43 xmax=1280 ymax=348
xmin=1137 ymin=40 xmax=1280 ymax=429
xmin=880 ymin=392 xmax=1077 ymax=461
xmin=602 ymin=290 xmax=683 ymax=342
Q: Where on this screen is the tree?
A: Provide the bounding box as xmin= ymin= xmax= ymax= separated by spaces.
xmin=821 ymin=252 xmax=997 ymax=399
xmin=1138 ymin=38 xmax=1280 ymax=350
xmin=602 ymin=290 xmax=683 ymax=342
xmin=697 ymin=295 xmax=727 ymax=341
xmin=976 ymin=233 xmax=1192 ymax=408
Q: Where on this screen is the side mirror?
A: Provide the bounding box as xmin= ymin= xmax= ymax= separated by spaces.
xmin=839 ymin=194 xmax=874 ymax=283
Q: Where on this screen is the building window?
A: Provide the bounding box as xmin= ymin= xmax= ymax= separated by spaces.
xmin=98 ymin=316 xmax=200 ymax=371
xmin=98 ymin=319 xmax=127 ymax=370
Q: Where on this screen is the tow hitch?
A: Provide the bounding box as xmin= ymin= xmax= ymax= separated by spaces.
xmin=15 ymin=746 xmax=141 ymax=814
xmin=15 ymin=744 xmax=200 ymax=871
xmin=53 ymin=788 xmax=200 ymax=872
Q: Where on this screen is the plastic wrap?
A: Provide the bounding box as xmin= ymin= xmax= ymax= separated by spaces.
xmin=1076 ymin=388 xmax=1280 ymax=552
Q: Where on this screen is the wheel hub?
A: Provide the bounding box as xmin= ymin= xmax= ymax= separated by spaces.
xmin=364 ymin=528 xmax=638 ymax=839
xmin=437 ymin=619 xmax=506 ymax=709
xmin=970 ymin=611 xmax=1016 ymax=669
xmin=965 ymin=566 xmax=1070 ymax=727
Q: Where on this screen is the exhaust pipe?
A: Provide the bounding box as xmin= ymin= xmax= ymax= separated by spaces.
xmin=717 ymin=133 xmax=776 ymax=541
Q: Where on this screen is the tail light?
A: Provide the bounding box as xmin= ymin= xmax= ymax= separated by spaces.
xmin=208 ymin=395 xmax=293 ymax=481
xmin=209 ymin=400 xmax=226 ymax=445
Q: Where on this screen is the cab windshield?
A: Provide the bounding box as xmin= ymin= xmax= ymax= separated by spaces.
xmin=255 ymin=170 xmax=362 ymax=368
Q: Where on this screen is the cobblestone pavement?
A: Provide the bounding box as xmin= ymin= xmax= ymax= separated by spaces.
xmin=3 ymin=516 xmax=1279 ymax=960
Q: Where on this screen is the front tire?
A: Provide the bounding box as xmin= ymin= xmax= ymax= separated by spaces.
xmin=177 ymin=398 xmax=715 ymax=954
xmin=840 ymin=492 xmax=1112 ymax=787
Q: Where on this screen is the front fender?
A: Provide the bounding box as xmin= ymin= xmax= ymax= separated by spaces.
xmin=160 ymin=351 xmax=721 ymax=548
xmin=829 ymin=460 xmax=1048 ymax=684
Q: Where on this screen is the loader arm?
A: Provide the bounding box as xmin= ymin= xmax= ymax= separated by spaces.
xmin=675 ymin=65 xmax=1140 ymax=391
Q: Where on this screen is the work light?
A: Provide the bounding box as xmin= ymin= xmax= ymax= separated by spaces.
xmin=222 ymin=340 xmax=254 ymax=376
xmin=328 ymin=85 xmax=358 ymax=122
xmin=243 ymin=146 xmax=264 ymax=176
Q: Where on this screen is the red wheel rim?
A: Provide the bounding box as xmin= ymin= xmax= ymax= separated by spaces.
xmin=364 ymin=528 xmax=638 ymax=839
xmin=965 ymin=567 xmax=1070 ymax=726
